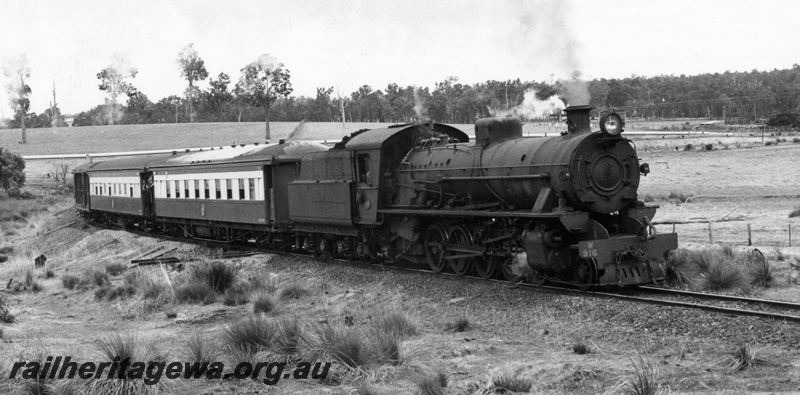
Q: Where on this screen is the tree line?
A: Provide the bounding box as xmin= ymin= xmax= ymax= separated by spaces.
xmin=6 ymin=45 xmax=800 ymax=142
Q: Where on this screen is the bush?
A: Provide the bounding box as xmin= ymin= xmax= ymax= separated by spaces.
xmin=0 ymin=148 xmax=26 ymax=193
xmin=789 ymin=207 xmax=800 ymax=218
xmin=0 ymin=245 xmax=13 ymax=254
xmin=30 ymin=281 xmax=44 ymax=293
xmin=312 ymin=324 xmax=376 ymax=369
xmin=744 ymin=249 xmax=774 ymax=288
xmin=702 ymin=260 xmax=744 ymax=291
xmin=627 ymin=354 xmax=667 ymax=395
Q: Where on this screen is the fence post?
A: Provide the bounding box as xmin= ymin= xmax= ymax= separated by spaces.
xmin=747 ymin=223 xmax=752 ymax=246
xmin=790 ymin=224 xmax=793 ymax=247
xmin=708 ymin=221 xmax=713 ymax=243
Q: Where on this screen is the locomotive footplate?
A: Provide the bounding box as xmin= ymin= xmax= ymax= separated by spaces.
xmin=576 ymin=233 xmax=677 ymax=286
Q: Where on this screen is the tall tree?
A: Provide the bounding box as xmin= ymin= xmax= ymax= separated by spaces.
xmin=177 ymin=43 xmax=209 ymax=123
xmin=2 ymin=54 xmax=32 ymax=143
xmin=204 ymin=72 xmax=232 ymax=120
xmin=96 ymin=54 xmax=138 ymax=125
xmin=238 ymin=54 xmax=292 ymax=139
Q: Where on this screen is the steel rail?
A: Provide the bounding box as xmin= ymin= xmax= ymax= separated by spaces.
xmin=636 ymin=285 xmax=800 ymax=311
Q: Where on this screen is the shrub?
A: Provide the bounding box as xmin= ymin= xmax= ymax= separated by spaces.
xmin=0 ymin=148 xmax=26 ymax=193
xmin=789 ymin=207 xmax=800 ymax=218
xmin=24 ymin=269 xmax=34 ymax=287
xmin=253 ymin=293 xmax=277 ymax=314
xmin=0 ymin=245 xmax=13 ymax=254
xmin=667 ymin=191 xmax=689 ymax=203
xmin=175 ymin=278 xmax=217 ymax=305
xmin=105 ymin=262 xmax=127 ymax=276
xmin=193 ymin=261 xmax=237 ymax=293
xmin=44 ymin=270 xmax=55 ymax=279
xmin=105 ymin=284 xmax=137 ymax=301
xmin=683 ymin=143 xmax=694 ymax=151
xmin=792 ymin=137 xmax=800 ymax=144
xmin=444 ymin=316 xmax=470 ymax=333
xmin=278 ymin=284 xmax=311 ymax=300
xmin=370 ymin=329 xmax=403 ymax=365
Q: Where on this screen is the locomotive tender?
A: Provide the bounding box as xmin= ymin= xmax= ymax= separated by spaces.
xmin=73 ymin=105 xmax=677 ymax=288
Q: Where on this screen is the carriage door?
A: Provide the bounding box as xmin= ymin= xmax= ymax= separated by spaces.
xmin=355 ymin=151 xmax=379 ymax=224
xmin=74 ymin=173 xmax=89 ymax=208
xmin=140 ymin=171 xmax=156 ymax=219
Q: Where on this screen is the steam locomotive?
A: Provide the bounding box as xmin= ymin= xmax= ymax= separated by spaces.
xmin=73 ymin=105 xmax=677 ymax=288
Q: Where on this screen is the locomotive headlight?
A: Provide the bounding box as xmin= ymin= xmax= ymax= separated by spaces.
xmin=599 ymin=112 xmax=625 ymax=136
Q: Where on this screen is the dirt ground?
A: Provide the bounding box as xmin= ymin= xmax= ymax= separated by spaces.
xmin=1 ymin=134 xmax=799 ymax=394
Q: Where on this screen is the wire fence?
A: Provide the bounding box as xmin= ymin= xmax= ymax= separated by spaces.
xmin=656 ymin=222 xmax=795 ymax=248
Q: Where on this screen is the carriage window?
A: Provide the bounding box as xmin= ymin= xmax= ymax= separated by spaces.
xmin=205 ymin=180 xmax=212 ymax=199
xmin=184 ymin=180 xmax=190 ymax=199
xmin=216 ymin=179 xmax=223 ymax=199
xmin=176 ymin=181 xmax=182 ymax=198
xmin=248 ymin=178 xmax=256 ymax=200
xmin=167 ymin=180 xmax=173 ymax=198
xmin=193 ymin=180 xmax=199 ymax=199
xmin=357 ymin=154 xmax=371 ymax=184
xmin=130 ymin=185 xmax=133 ymax=197
xmin=226 ymin=179 xmax=233 ymax=200
xmin=238 ymin=179 xmax=245 ymax=200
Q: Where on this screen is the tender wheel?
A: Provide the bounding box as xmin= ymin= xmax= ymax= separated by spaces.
xmin=447 ymin=226 xmax=472 ymax=276
xmin=574 ymin=258 xmax=598 ymax=291
xmin=474 ymin=256 xmax=497 ymax=279
xmin=424 ymin=224 xmax=447 ymax=273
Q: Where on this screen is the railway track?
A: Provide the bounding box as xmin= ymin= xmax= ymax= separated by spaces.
xmin=82 ymin=220 xmax=800 ymax=324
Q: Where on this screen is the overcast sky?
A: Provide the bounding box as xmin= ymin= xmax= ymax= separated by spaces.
xmin=1 ymin=0 xmax=798 ymax=118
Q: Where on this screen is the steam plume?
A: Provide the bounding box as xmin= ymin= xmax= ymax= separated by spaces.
xmin=512 ymin=0 xmax=590 ymax=105
xmin=490 ymin=89 xmax=565 ymax=119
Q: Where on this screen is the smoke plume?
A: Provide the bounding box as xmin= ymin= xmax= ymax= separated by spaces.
xmin=2 ymin=54 xmax=31 ymax=115
xmin=413 ymin=87 xmax=428 ymax=120
xmin=490 ymin=89 xmax=565 ymax=119
xmin=512 ymin=0 xmax=590 ymax=105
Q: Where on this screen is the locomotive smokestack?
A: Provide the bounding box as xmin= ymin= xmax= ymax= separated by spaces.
xmin=564 ymin=105 xmax=593 ymax=135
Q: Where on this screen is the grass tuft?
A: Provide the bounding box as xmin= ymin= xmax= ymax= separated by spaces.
xmin=743 ymin=249 xmax=774 ymax=288
xmin=90 ymin=333 xmax=166 ymax=394
xmin=626 ymin=353 xmax=669 ymax=395
xmin=702 ymin=261 xmax=744 ymax=291
xmin=371 ymin=310 xmax=417 ymax=338
xmin=412 ymin=371 xmax=448 ymax=395
xmin=728 ymin=343 xmax=764 ymax=372
xmin=278 ymin=284 xmax=311 ymax=300
xmin=488 ymin=365 xmax=533 ymax=393
xmin=253 ymin=293 xmax=277 ymax=314
xmin=572 ymin=342 xmax=591 ymax=355
xmin=222 ymin=314 xmax=279 ymax=356
xmin=175 ymin=278 xmax=217 ymax=305
xmin=185 ymin=332 xmax=217 ymax=364
xmin=789 ymin=207 xmax=800 ymax=218
xmin=193 ymin=260 xmax=237 ymax=293
xmin=444 ymin=316 xmax=470 ymax=333
xmin=105 ymin=261 xmax=128 ymax=276
xmin=0 ymin=294 xmax=14 ymax=323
